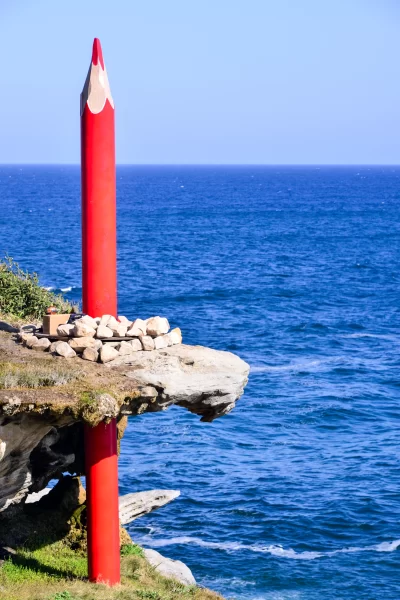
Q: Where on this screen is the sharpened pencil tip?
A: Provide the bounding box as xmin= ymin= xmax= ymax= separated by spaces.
xmin=92 ymin=38 xmax=105 ymax=69
xmin=81 ymin=37 xmax=114 ymax=114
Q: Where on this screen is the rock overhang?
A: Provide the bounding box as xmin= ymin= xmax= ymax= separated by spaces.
xmin=0 ymin=328 xmax=249 ymax=511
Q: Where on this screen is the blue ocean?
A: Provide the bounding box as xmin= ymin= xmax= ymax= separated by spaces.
xmin=1 ymin=165 xmax=399 ymax=599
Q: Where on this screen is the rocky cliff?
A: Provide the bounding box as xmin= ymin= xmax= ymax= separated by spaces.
xmin=0 ymin=327 xmax=249 ymax=513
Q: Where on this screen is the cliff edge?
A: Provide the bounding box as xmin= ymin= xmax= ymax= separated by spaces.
xmin=0 ymin=327 xmax=249 ymax=511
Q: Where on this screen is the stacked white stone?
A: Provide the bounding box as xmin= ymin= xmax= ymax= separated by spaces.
xmin=19 ymin=315 xmax=182 ymax=363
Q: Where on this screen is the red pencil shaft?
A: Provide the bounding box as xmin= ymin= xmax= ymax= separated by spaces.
xmin=81 ymin=38 xmax=120 ymax=587
xmin=85 ymin=420 xmax=120 ymax=584
xmin=81 ymin=99 xmax=117 ymax=318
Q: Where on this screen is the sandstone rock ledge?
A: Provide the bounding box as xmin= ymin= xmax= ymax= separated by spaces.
xmin=0 ymin=330 xmax=249 ymax=512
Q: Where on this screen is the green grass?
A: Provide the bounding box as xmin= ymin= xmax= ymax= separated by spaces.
xmin=2 ymin=541 xmax=87 ymax=584
xmin=120 ymin=544 xmax=144 ymax=558
xmin=0 ymin=256 xmax=73 ymax=322
xmin=0 ymin=538 xmax=224 ymax=600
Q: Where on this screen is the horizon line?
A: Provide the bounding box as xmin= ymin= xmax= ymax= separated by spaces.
xmin=0 ymin=163 xmax=398 ymax=167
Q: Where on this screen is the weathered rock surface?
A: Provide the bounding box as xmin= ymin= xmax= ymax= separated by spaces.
xmin=129 ymin=339 xmax=142 ymax=352
xmin=140 ymin=335 xmax=155 ymax=351
xmin=169 ymin=327 xmax=182 ymax=345
xmin=144 ymin=548 xmax=196 ymax=585
xmin=68 ymin=337 xmax=99 ymax=353
xmin=50 ymin=340 xmax=64 ymax=353
xmin=25 ymin=487 xmax=52 ymax=504
xmin=0 ymin=414 xmax=74 ymax=512
xmin=32 ymin=338 xmax=51 ymax=351
xmin=146 ymin=316 xmax=170 ymax=337
xmin=119 ymin=489 xmax=180 ymax=525
xmin=72 ymin=321 xmax=96 ymax=338
xmin=116 ymin=341 xmax=134 ymax=356
xmin=25 ymin=335 xmax=38 ymax=349
xmin=57 ymin=323 xmax=74 ymax=337
xmin=0 ymin=330 xmax=249 ymax=511
xmin=154 ymin=335 xmax=169 ymax=350
xmin=99 ymin=344 xmax=119 ymax=363
xmin=55 ymin=341 xmax=76 ymax=358
xmin=99 ymin=314 xmax=112 ymax=327
xmin=79 ymin=315 xmax=98 ymax=330
xmin=106 ymin=316 xmax=119 ymax=331
xmin=82 ymin=347 xmax=99 ymax=362
xmin=112 ymin=324 xmax=128 ymax=337
xmin=1 ymin=336 xmax=249 ymax=423
xmin=118 ymin=316 xmax=131 ymax=326
xmin=96 ymin=324 xmax=113 ymax=338
xmin=20 ymin=332 xmax=34 ymax=345
xmin=127 ymin=318 xmax=147 ymax=337
xmin=109 ymin=344 xmax=249 ymax=421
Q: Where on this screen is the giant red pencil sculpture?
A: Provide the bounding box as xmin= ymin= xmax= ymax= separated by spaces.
xmin=81 ymin=38 xmax=120 ymax=585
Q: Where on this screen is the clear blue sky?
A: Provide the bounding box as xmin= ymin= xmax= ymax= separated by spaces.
xmin=0 ymin=0 xmax=399 ymax=164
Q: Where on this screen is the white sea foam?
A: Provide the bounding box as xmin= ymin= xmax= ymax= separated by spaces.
xmin=146 ymin=536 xmax=400 ymax=561
xmin=251 ymin=357 xmax=343 ymax=373
xmin=44 ymin=285 xmax=74 ymax=292
xmin=249 ymin=593 xmax=302 ymax=600
xmin=344 ymin=333 xmax=398 ymax=342
xmin=373 ymin=540 xmax=400 ymax=552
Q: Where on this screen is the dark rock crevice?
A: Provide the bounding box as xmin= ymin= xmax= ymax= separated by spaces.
xmin=29 ymin=423 xmax=84 ymax=493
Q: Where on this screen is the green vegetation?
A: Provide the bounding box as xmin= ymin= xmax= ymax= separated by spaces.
xmin=0 ymin=537 xmax=223 ymax=600
xmin=120 ymin=544 xmax=144 ymax=558
xmin=0 ymin=256 xmax=73 ymax=322
xmin=0 ymin=361 xmax=77 ymax=389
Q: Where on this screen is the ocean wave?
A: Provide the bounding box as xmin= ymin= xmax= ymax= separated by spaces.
xmin=251 ymin=357 xmax=343 ymax=373
xmin=343 ymin=333 xmax=398 ymax=341
xmin=43 ymin=285 xmax=76 ymax=293
xmin=145 ymin=536 xmax=400 ymax=560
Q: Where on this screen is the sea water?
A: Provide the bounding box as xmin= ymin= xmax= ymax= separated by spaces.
xmin=1 ymin=165 xmax=399 ymax=599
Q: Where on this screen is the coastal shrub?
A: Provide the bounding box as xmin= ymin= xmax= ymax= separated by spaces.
xmin=0 ymin=256 xmax=72 ymax=321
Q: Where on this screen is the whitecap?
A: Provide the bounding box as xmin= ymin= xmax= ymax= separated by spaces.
xmin=145 ymin=536 xmax=320 ymax=558
xmin=250 ymin=357 xmax=343 ymax=373
xmin=144 ymin=536 xmax=400 ymax=561
xmin=60 ymin=286 xmax=72 ymax=292
xmin=262 ymin=545 xmax=322 ymax=560
xmin=344 ymin=333 xmax=397 ymax=342
xmin=148 ymin=536 xmax=238 ymax=550
xmin=370 ymin=539 xmax=400 ymax=552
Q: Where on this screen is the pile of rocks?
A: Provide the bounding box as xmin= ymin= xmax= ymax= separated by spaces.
xmin=18 ymin=315 xmax=182 ymax=363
